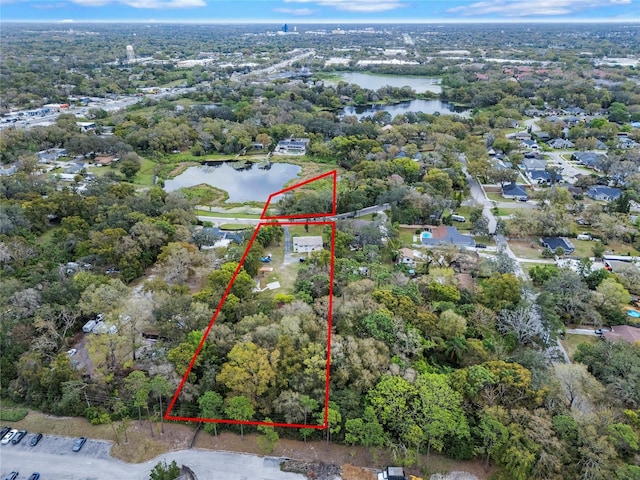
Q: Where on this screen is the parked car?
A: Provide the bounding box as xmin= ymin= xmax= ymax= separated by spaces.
xmin=4 ymin=472 xmax=18 ymax=480
xmin=476 ymin=244 xmax=487 ymax=249
xmin=67 ymin=348 xmax=77 ymax=356
xmin=1 ymin=429 xmax=17 ymax=445
xmin=28 ymin=474 xmax=41 ymax=480
xmin=595 ymin=329 xmax=605 ymax=336
xmin=0 ymin=427 xmax=10 ymax=439
xmin=12 ymin=430 xmax=27 ymax=444
xmin=72 ymin=436 xmax=87 ymax=452
xmin=29 ymin=433 xmax=43 ymax=446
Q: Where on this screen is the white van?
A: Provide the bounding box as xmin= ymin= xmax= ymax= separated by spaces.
xmin=451 ymin=214 xmax=466 ymax=222
xmin=82 ymin=320 xmax=97 ymax=333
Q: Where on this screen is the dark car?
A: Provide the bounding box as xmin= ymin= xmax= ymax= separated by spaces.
xmin=0 ymin=427 xmax=10 ymax=439
xmin=595 ymin=329 xmax=604 ymax=336
xmin=11 ymin=430 xmax=27 ymax=445
xmin=4 ymin=473 xmax=18 ymax=480
xmin=28 ymin=474 xmax=41 ymax=480
xmin=72 ymin=436 xmax=87 ymax=452
xmin=476 ymin=244 xmax=487 ymax=249
xmin=29 ymin=433 xmax=43 ymax=447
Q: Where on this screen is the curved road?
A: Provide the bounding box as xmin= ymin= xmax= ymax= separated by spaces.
xmin=1 ymin=437 xmax=304 ymax=480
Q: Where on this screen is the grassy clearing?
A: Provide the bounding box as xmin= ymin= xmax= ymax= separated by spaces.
xmin=179 ymin=184 xmax=229 ymax=204
xmin=561 ymin=334 xmax=599 ymax=360
xmin=508 ymin=240 xmax=546 ymax=260
xmin=132 ymin=157 xmax=157 ymax=186
xmin=0 ymin=407 xmax=28 ymax=422
xmin=399 ymin=227 xmax=421 ymax=245
xmin=219 ymin=223 xmax=252 ymax=231
xmin=195 ymin=210 xmax=261 ymax=219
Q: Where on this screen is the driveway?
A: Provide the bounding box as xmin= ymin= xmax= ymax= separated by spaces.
xmin=0 ymin=436 xmax=304 ymax=480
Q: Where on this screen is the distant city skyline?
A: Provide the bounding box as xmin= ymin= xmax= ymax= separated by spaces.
xmin=2 ymin=0 xmax=639 ymax=23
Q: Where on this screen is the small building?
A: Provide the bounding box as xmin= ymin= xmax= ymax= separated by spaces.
xmin=541 ymin=237 xmax=575 ymax=255
xmin=397 ymin=248 xmax=420 ymax=268
xmin=38 ymin=148 xmax=67 ymax=163
xmin=502 ymin=182 xmax=528 ymax=200
xmin=586 ymin=186 xmax=622 ymax=202
xmin=77 ymin=121 xmax=96 ymax=132
xmin=292 ymin=236 xmax=323 ymax=253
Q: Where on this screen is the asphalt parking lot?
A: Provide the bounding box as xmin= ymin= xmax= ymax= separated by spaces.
xmin=0 ymin=432 xmax=305 ymax=480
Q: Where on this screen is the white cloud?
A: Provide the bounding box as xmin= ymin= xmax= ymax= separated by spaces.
xmin=284 ymin=0 xmax=407 ymax=13
xmin=448 ymin=0 xmax=635 ymax=17
xmin=274 ymin=7 xmax=317 ymax=15
xmin=70 ymin=0 xmax=205 ymax=7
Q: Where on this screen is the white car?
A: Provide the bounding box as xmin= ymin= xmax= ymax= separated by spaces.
xmin=1 ymin=429 xmax=18 ymax=445
xmin=67 ymin=349 xmax=77 ymax=357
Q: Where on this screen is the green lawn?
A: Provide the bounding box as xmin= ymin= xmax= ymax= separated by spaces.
xmin=561 ymin=334 xmax=599 ymax=360
xmin=219 ymin=223 xmax=253 ymax=231
xmin=132 ymin=157 xmax=157 ymax=186
xmin=486 ymin=192 xmax=517 ymax=203
xmin=399 ymin=227 xmax=420 ymax=245
xmin=195 ymin=210 xmax=262 ymax=219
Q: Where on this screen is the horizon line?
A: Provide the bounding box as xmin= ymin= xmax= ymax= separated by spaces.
xmin=2 ymin=19 xmax=640 ymax=25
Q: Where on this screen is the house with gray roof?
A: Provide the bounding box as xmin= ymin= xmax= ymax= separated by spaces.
xmin=420 ymin=225 xmax=475 ymax=248
xmin=541 ymin=237 xmax=575 ymax=255
xmin=523 ymin=158 xmax=547 ymax=171
xmin=502 ymin=182 xmax=528 ymax=200
xmin=547 ymin=138 xmax=575 ymax=149
xmin=586 ymin=186 xmax=622 ymax=202
xmin=572 ymin=152 xmax=607 ymax=170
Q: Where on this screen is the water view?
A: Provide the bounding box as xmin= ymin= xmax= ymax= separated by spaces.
xmin=343 ymin=99 xmax=471 ymax=120
xmin=164 ymin=162 xmax=301 ymax=203
xmin=332 ymin=72 xmax=443 ymax=94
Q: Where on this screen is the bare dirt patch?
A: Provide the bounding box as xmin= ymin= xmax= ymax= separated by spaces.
xmin=168 ymin=162 xmax=199 ymax=178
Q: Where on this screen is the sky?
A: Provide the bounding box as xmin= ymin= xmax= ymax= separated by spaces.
xmin=1 ymin=0 xmax=638 ymax=23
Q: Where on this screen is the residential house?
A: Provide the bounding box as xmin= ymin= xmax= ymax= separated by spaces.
xmin=523 ymin=158 xmax=547 ymax=171
xmin=292 ymin=236 xmax=323 ymax=253
xmin=420 ymin=225 xmax=475 ymax=248
xmin=94 ymin=154 xmax=118 ymax=166
xmin=564 ymin=107 xmax=585 ymax=116
xmin=568 ymin=186 xmax=584 ymax=198
xmin=541 ymin=237 xmax=575 ymax=255
xmin=502 ymin=182 xmax=529 ymax=200
xmin=513 ymin=131 xmax=532 ymax=141
xmin=397 ymin=248 xmax=421 ymax=268
xmin=528 ymin=169 xmax=562 ymax=185
xmin=77 ymin=121 xmax=96 ymax=132
xmin=520 ymin=139 xmax=539 ymax=150
xmin=595 ymin=140 xmax=608 ymax=150
xmin=547 ymin=138 xmax=575 ymax=149
xmin=572 ymin=152 xmax=607 ymax=170
xmin=273 ymin=137 xmax=310 ymax=156
xmin=586 ymin=186 xmax=622 ymax=202
xmin=198 ymin=227 xmax=245 ymax=247
xmin=535 ymin=131 xmax=551 ymax=141
xmin=65 ymin=163 xmax=87 ymax=175
xmin=563 ymin=116 xmax=582 ymax=126
xmin=617 ymin=137 xmax=638 ymax=149
xmin=37 ymin=148 xmax=67 ymax=163
xmin=0 ymin=164 xmax=18 ymax=176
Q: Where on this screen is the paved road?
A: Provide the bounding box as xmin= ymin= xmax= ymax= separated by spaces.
xmin=0 ymin=435 xmax=304 ymax=480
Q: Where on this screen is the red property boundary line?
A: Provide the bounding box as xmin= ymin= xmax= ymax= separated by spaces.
xmin=260 ymin=169 xmax=337 ymax=220
xmin=165 ymin=171 xmax=337 ymax=429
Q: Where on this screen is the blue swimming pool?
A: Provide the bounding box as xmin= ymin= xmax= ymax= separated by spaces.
xmin=421 ymin=232 xmax=432 ymax=240
xmin=628 ymin=310 xmax=640 ymax=318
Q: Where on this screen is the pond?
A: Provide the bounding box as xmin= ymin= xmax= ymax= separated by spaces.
xmin=343 ymin=99 xmax=470 ymax=120
xmin=164 ymin=162 xmax=302 ymax=203
xmin=332 ymin=72 xmax=442 ymax=94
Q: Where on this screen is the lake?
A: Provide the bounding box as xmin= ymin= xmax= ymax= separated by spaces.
xmin=332 ymin=72 xmax=442 ymax=94
xmin=343 ymin=99 xmax=470 ymax=119
xmin=164 ymin=162 xmax=302 ymax=203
